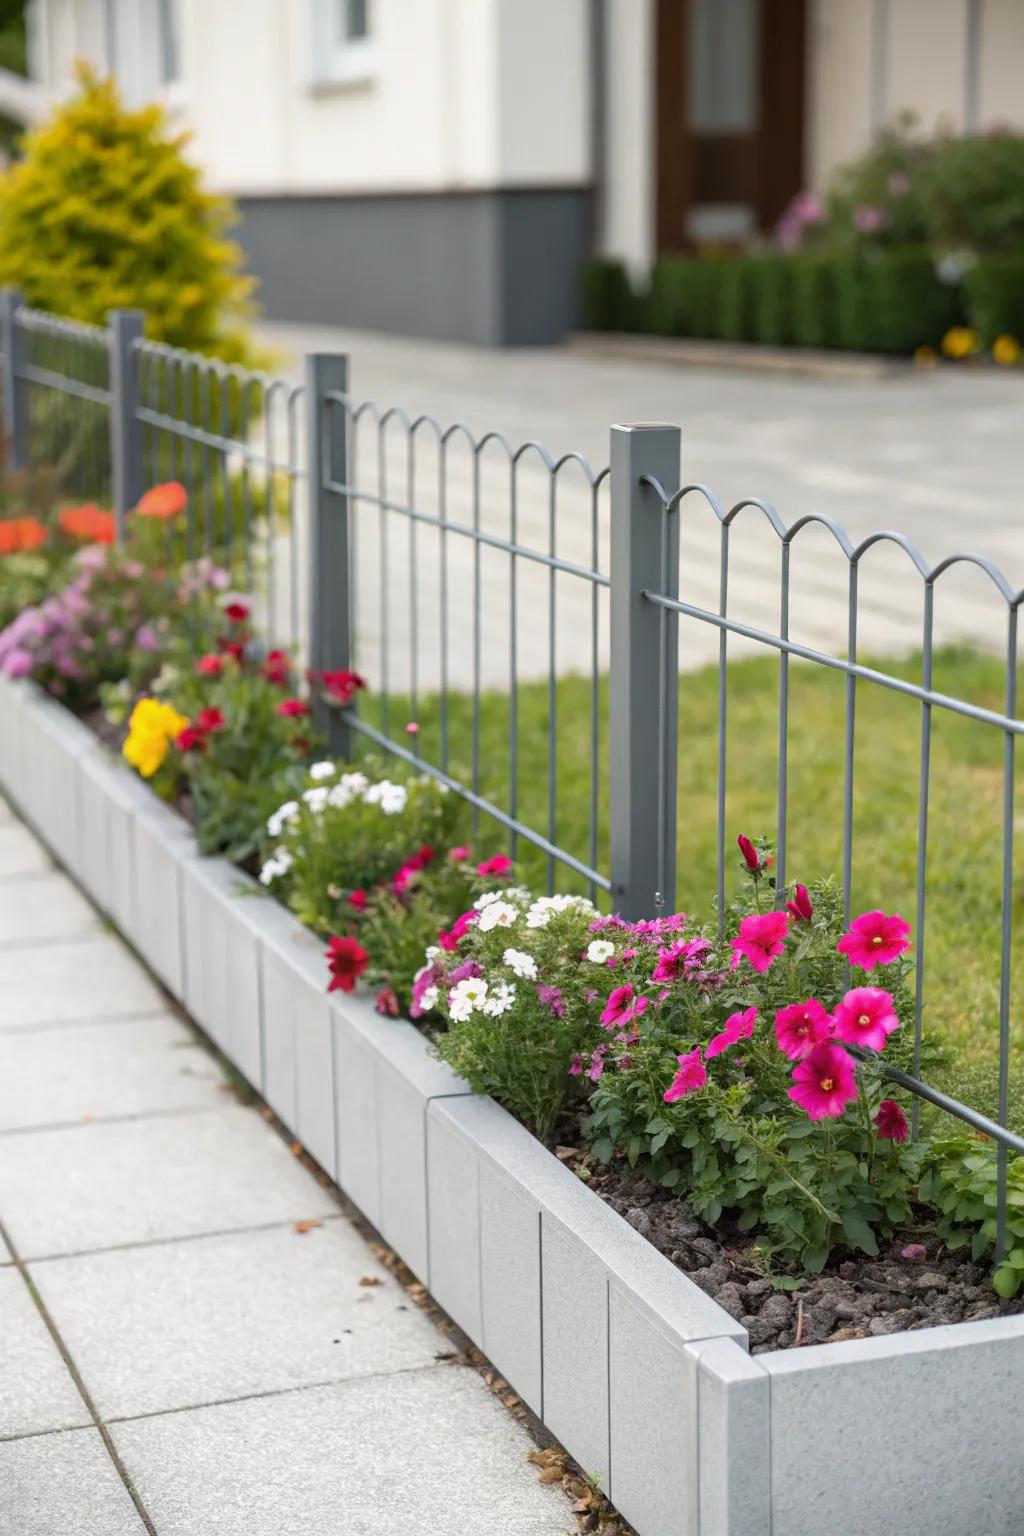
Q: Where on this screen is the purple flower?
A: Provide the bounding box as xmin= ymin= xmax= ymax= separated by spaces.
xmin=536 ymin=984 xmax=565 ymax=1018
xmin=134 ymin=623 xmax=161 ymax=652
xmin=1 ymin=647 xmax=33 ymax=678
xmin=854 ymin=204 xmax=885 ymax=233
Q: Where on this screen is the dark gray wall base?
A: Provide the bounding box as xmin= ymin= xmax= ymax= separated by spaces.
xmin=234 ymin=186 xmax=593 ymax=346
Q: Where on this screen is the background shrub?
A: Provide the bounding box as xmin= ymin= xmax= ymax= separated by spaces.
xmin=581 ymin=258 xmax=635 ymax=332
xmin=964 ymin=255 xmax=1024 ymax=344
xmin=0 ymin=68 xmax=256 ymax=362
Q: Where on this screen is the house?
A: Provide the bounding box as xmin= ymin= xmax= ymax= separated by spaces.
xmin=20 ymin=0 xmax=1024 ymax=346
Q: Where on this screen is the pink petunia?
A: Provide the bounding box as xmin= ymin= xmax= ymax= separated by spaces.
xmin=449 ymin=846 xmax=472 ymax=863
xmin=774 ymin=998 xmax=832 ymax=1061
xmin=787 ymin=1042 xmax=858 ymax=1120
xmin=832 ymin=987 xmax=900 ymax=1052
xmin=476 ymin=854 xmax=512 ymax=877
xmin=785 ymin=884 xmax=813 ymax=922
xmin=706 ymin=1006 xmax=758 ymax=1060
xmin=438 ymin=910 xmax=476 ymax=952
xmin=600 ymin=984 xmax=636 ymax=1028
xmin=737 ymin=834 xmax=761 ymax=872
xmin=876 ymin=1099 xmax=909 ymax=1143
xmin=837 ymin=911 xmax=911 ymax=971
xmin=663 ymin=1047 xmax=707 ymax=1103
xmin=731 ymin=910 xmax=790 ymax=973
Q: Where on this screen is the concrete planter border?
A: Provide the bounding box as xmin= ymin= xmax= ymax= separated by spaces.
xmin=4 ymin=674 xmax=1024 ymax=1536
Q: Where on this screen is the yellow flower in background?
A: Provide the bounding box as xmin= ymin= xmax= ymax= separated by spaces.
xmin=123 ymin=697 xmax=189 ymax=779
xmin=913 ymin=345 xmax=938 ymax=367
xmin=993 ymin=334 xmax=1021 ymax=366
xmin=941 ymin=326 xmax=979 ymax=360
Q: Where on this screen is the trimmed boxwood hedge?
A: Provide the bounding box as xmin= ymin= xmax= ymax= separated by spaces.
xmin=582 ymin=247 xmax=984 ymax=357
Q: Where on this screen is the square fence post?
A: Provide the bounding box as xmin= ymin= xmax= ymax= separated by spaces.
xmin=306 ymin=352 xmax=353 ymax=757
xmin=1 ymin=287 xmax=27 ymax=468
xmin=109 ymin=309 xmax=145 ymax=540
xmin=609 ymin=423 xmax=681 ymax=920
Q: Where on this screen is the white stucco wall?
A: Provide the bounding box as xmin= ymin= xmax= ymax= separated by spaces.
xmin=598 ymin=0 xmax=654 ymax=275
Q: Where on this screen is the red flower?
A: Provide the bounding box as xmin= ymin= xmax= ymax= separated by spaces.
xmin=787 ymin=1042 xmax=858 ymax=1120
xmin=775 ymin=998 xmax=832 ymax=1060
xmin=876 ymin=1099 xmax=909 ymax=1143
xmin=313 ymin=668 xmax=367 ymax=706
xmin=325 ymin=934 xmax=369 ymax=994
xmin=223 ymin=600 xmax=251 ymax=624
xmin=375 ymin=986 xmax=401 ymax=1017
xmin=262 ymin=649 xmax=290 ymax=685
xmin=785 ymin=883 xmax=813 ymax=922
xmin=438 ymin=909 xmax=476 ymax=951
xmin=176 ymin=725 xmax=207 ymax=753
xmin=195 ymin=653 xmax=224 ymax=677
xmin=196 ymin=707 xmax=225 ymax=734
xmin=663 ymin=1047 xmax=707 ymax=1103
xmin=137 ymin=481 xmax=188 ymax=519
xmin=348 ymin=889 xmax=368 ymax=913
xmin=737 ymin=834 xmax=761 ymax=873
xmin=276 ymin=698 xmax=309 ymax=718
xmin=837 ymin=911 xmax=912 ymax=971
xmin=832 ymin=987 xmax=900 ymax=1053
xmin=476 ymin=854 xmax=512 ymax=877
xmin=58 ymin=503 xmax=116 ymax=545
xmin=221 ymin=641 xmax=246 ymax=663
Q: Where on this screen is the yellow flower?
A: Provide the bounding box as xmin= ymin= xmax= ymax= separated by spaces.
xmin=913 ymin=345 xmax=938 ymax=366
xmin=941 ymin=327 xmax=979 ymax=360
xmin=122 ymin=697 xmax=189 ymax=779
xmin=993 ymin=334 xmax=1021 ymax=366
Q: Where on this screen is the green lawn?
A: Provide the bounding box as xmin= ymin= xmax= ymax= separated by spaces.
xmin=360 ymin=646 xmax=1024 ymax=1127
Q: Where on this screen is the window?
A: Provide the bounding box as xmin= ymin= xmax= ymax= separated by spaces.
xmin=312 ymin=0 xmax=375 ymax=89
xmin=157 ymin=0 xmax=180 ymax=84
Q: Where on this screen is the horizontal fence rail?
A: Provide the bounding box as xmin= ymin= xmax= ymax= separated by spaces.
xmin=1 ymin=291 xmax=1022 ymax=1259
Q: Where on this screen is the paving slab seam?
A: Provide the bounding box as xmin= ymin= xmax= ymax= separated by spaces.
xmin=23 ymin=1211 xmax=348 ymax=1267
xmin=0 ymin=1006 xmax=172 ymax=1036
xmin=0 ymin=1215 xmax=159 ymax=1535
xmin=101 ymin=1361 xmax=453 ymax=1430
xmin=0 ymin=1102 xmax=234 ymax=1140
xmin=0 ymin=928 xmax=100 ymax=952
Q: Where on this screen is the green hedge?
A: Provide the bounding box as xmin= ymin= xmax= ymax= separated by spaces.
xmin=583 ymin=247 xmax=969 ymax=356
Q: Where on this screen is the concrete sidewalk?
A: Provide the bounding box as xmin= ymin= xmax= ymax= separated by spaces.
xmin=0 ymin=798 xmax=575 ymax=1535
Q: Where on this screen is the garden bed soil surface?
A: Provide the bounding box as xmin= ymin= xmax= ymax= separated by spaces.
xmin=565 ymin=1148 xmax=1024 ymax=1353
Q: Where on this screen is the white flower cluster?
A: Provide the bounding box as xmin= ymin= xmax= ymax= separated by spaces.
xmin=526 ymin=894 xmax=595 ymax=929
xmin=448 ymin=975 xmax=517 ymax=1022
xmin=266 ymin=800 xmax=300 ymax=839
xmin=586 ymin=939 xmax=615 ymax=964
xmin=259 ymin=847 xmax=293 ymax=885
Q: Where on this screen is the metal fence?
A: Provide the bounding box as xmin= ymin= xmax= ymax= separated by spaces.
xmin=1 ymin=291 xmax=1022 ymax=1255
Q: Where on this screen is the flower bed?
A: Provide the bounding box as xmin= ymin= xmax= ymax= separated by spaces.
xmin=3 ymin=487 xmax=1024 ymax=1535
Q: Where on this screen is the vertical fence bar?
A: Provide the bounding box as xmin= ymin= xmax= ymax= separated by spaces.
xmin=996 ymin=604 xmax=1018 ymax=1261
xmin=306 ymin=352 xmax=353 ymax=757
xmin=609 ymin=422 xmax=680 ymax=920
xmin=911 ymin=582 xmax=935 ymax=1141
xmin=109 ymin=309 xmax=145 ymax=540
xmin=1 ymin=288 xmax=27 ymax=467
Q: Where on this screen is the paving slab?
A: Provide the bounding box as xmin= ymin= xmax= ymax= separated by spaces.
xmin=0 ymin=1268 xmax=91 ymax=1437
xmin=0 ymin=1104 xmax=338 ymax=1259
xmin=33 ymin=1219 xmax=446 ymax=1420
xmin=113 ymin=1367 xmax=575 ymax=1536
xmin=0 ymin=1428 xmax=147 ymax=1535
xmin=0 ymin=934 xmax=164 ymax=1029
xmin=0 ymin=1014 xmax=226 ymax=1132
xmin=0 ymin=869 xmax=100 ymax=947
xmin=0 ymin=821 xmax=51 ymax=878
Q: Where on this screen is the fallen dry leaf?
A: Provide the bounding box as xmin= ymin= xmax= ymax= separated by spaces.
xmin=293 ymin=1220 xmax=321 ymax=1235
xmin=358 ymin=1275 xmax=382 ymax=1288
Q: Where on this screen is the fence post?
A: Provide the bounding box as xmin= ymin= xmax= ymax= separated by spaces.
xmin=306 ymin=352 xmax=353 ymax=757
xmin=1 ymin=288 xmax=27 ymax=467
xmin=609 ymin=423 xmax=681 ymax=920
xmin=109 ymin=309 xmax=145 ymax=540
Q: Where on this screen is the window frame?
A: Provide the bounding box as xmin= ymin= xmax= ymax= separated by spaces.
xmin=310 ymin=0 xmax=377 ymax=92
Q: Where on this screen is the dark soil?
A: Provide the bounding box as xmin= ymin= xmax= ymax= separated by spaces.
xmin=570 ymin=1154 xmax=1024 ymax=1353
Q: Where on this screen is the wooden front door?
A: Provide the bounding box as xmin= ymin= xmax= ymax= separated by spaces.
xmin=656 ymin=0 xmax=806 ymax=252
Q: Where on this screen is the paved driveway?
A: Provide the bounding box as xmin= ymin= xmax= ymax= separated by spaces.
xmin=257 ymin=321 xmax=1024 ymax=690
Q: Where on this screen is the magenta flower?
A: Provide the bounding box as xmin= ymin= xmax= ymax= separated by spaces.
xmin=785 ymin=884 xmax=813 ymax=922
xmin=663 ymin=1047 xmax=707 ymax=1103
xmin=600 ymin=984 xmax=636 ymax=1028
xmin=1 ymin=646 xmax=32 ymax=678
xmin=437 ymin=910 xmax=476 ymax=952
xmin=737 ymin=834 xmax=761 ymax=873
xmin=536 ymin=984 xmax=566 ymax=1018
xmin=837 ymin=911 xmax=911 ymax=971
xmin=706 ymin=1006 xmax=757 ymax=1060
xmin=854 ymin=203 xmax=884 ymax=232
xmin=476 ymin=854 xmax=512 ymax=877
xmin=775 ymin=998 xmax=832 ymax=1061
xmin=788 ymin=1042 xmax=858 ymax=1120
xmin=876 ymin=1099 xmax=909 ymax=1143
xmin=731 ymin=910 xmax=790 ymax=973
xmin=651 ymin=940 xmax=690 ymax=983
xmin=832 ymin=987 xmax=900 ymax=1052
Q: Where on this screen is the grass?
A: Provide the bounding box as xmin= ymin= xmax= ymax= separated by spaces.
xmin=360 ymin=645 xmax=1024 ymax=1131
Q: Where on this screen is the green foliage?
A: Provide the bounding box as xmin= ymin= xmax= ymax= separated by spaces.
xmin=260 ymin=758 xmax=462 ymax=938
xmin=923 ymin=133 xmax=1024 ymax=255
xmin=0 ymin=67 xmax=255 ymax=360
xmin=919 ymin=1137 xmax=1024 ymax=1298
xmin=581 ymin=258 xmax=635 ymax=332
xmin=789 ymin=254 xmax=839 ymax=348
xmin=832 ymin=249 xmax=961 ymax=353
xmin=746 ymin=255 xmax=794 ymax=345
xmin=820 ymin=119 xmax=933 ymax=254
xmin=964 ymin=256 xmax=1024 ymax=345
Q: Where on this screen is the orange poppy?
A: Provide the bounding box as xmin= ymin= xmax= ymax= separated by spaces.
xmin=0 ymin=517 xmax=49 ymax=554
xmin=59 ymin=503 xmax=117 ymax=544
xmin=137 ymin=481 xmax=188 ymax=519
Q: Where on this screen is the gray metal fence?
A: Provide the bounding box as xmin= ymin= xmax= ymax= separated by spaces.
xmin=1 ymin=291 xmax=1021 ymax=1256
